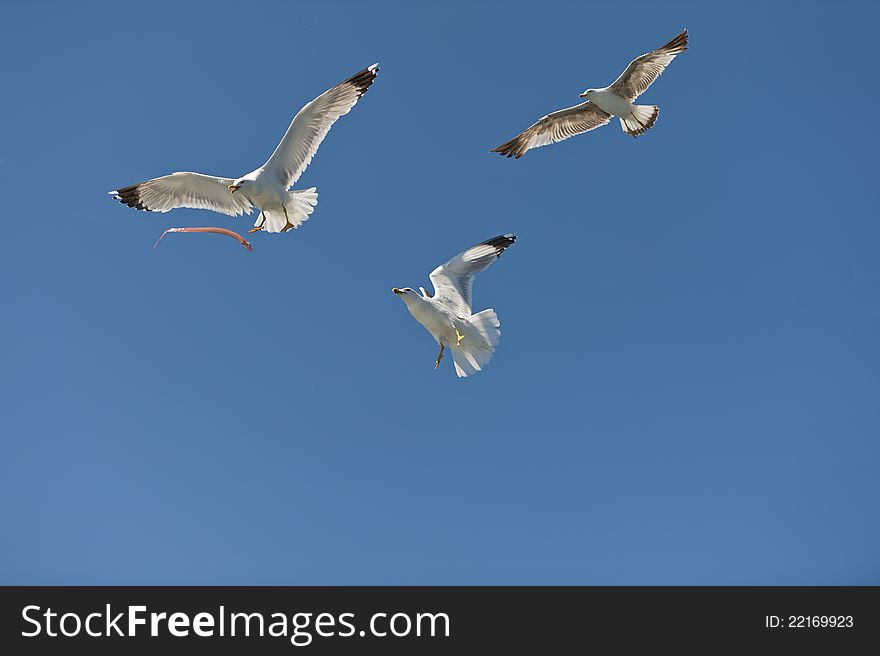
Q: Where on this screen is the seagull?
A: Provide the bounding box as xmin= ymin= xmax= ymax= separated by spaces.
xmin=109 ymin=64 xmax=378 ymax=234
xmin=393 ymin=234 xmax=516 ymax=378
xmin=491 ymin=29 xmax=687 ymax=158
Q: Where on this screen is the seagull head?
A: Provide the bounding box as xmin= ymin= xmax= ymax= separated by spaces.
xmin=579 ymin=88 xmax=597 ymax=98
xmin=227 ymin=179 xmax=246 ymax=194
xmin=393 ymin=287 xmax=421 ymax=304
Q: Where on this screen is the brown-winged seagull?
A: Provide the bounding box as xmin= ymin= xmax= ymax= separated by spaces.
xmin=491 ymin=29 xmax=687 ymax=158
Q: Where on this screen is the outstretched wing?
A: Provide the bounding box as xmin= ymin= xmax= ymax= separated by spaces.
xmin=262 ymin=64 xmax=378 ymax=189
xmin=608 ymin=28 xmax=688 ymax=101
xmin=490 ymin=102 xmax=611 ymax=159
xmin=429 ymin=234 xmax=517 ymax=317
xmin=109 ymin=172 xmax=254 ymax=216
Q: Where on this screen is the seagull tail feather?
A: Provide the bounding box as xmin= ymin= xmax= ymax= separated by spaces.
xmin=258 ymin=188 xmax=319 ymax=234
xmin=451 ymin=309 xmax=501 ymax=378
xmin=620 ymin=105 xmax=659 ymax=137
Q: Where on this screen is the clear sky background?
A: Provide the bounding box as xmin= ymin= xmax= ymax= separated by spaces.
xmin=1 ymin=1 xmax=878 ymax=584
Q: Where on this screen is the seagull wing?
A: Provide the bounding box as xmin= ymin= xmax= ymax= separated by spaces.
xmin=490 ymin=101 xmax=611 ymax=158
xmin=429 ymin=234 xmax=517 ymax=317
xmin=262 ymin=64 xmax=378 ymax=189
xmin=109 ymin=172 xmax=254 ymax=216
xmin=608 ymin=28 xmax=688 ymax=101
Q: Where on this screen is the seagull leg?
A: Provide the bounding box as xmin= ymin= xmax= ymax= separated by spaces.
xmin=248 ymin=211 xmax=265 ymax=233
xmin=281 ymin=204 xmax=294 ymax=232
xmin=455 ymin=329 xmax=465 ymax=346
xmin=434 ymin=343 xmax=445 ymax=369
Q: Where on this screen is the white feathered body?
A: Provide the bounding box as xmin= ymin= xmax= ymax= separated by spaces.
xmin=400 ymin=294 xmax=465 ymax=346
xmin=237 ymin=171 xmax=282 ymax=207
xmin=586 ymin=89 xmax=634 ymax=117
xmin=400 ymin=294 xmax=501 ymax=378
xmin=233 ymin=172 xmax=318 ymax=233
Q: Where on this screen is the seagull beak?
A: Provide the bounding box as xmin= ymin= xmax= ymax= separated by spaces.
xmin=579 ymin=91 xmax=588 ymax=98
xmin=228 ymin=184 xmax=238 ymax=194
xmin=392 ymin=288 xmax=403 ymax=295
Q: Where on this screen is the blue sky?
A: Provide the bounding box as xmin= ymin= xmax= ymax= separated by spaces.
xmin=1 ymin=0 xmax=878 ymax=584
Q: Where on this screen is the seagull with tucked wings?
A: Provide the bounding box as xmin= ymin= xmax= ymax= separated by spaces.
xmin=393 ymin=234 xmax=516 ymax=378
xmin=491 ymin=29 xmax=687 ymax=158
xmin=110 ymin=64 xmax=378 ymax=236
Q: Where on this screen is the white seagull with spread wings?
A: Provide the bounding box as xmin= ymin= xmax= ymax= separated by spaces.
xmin=393 ymin=234 xmax=516 ymax=378
xmin=491 ymin=29 xmax=687 ymax=158
xmin=110 ymin=64 xmax=378 ymax=234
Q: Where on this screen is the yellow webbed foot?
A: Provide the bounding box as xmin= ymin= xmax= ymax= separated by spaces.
xmin=455 ymin=329 xmax=465 ymax=346
xmin=250 ymin=211 xmax=266 ymax=233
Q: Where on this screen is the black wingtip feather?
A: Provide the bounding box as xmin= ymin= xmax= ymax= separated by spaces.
xmin=111 ymin=183 xmax=152 ymax=211
xmin=481 ymin=233 xmax=517 ymax=256
xmin=344 ymin=63 xmax=379 ymax=98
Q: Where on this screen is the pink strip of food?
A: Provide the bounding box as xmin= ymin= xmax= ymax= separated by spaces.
xmin=154 ymin=227 xmax=253 ymax=252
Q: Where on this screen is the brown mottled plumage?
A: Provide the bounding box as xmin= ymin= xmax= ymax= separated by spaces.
xmin=492 ymin=29 xmax=688 ymax=157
